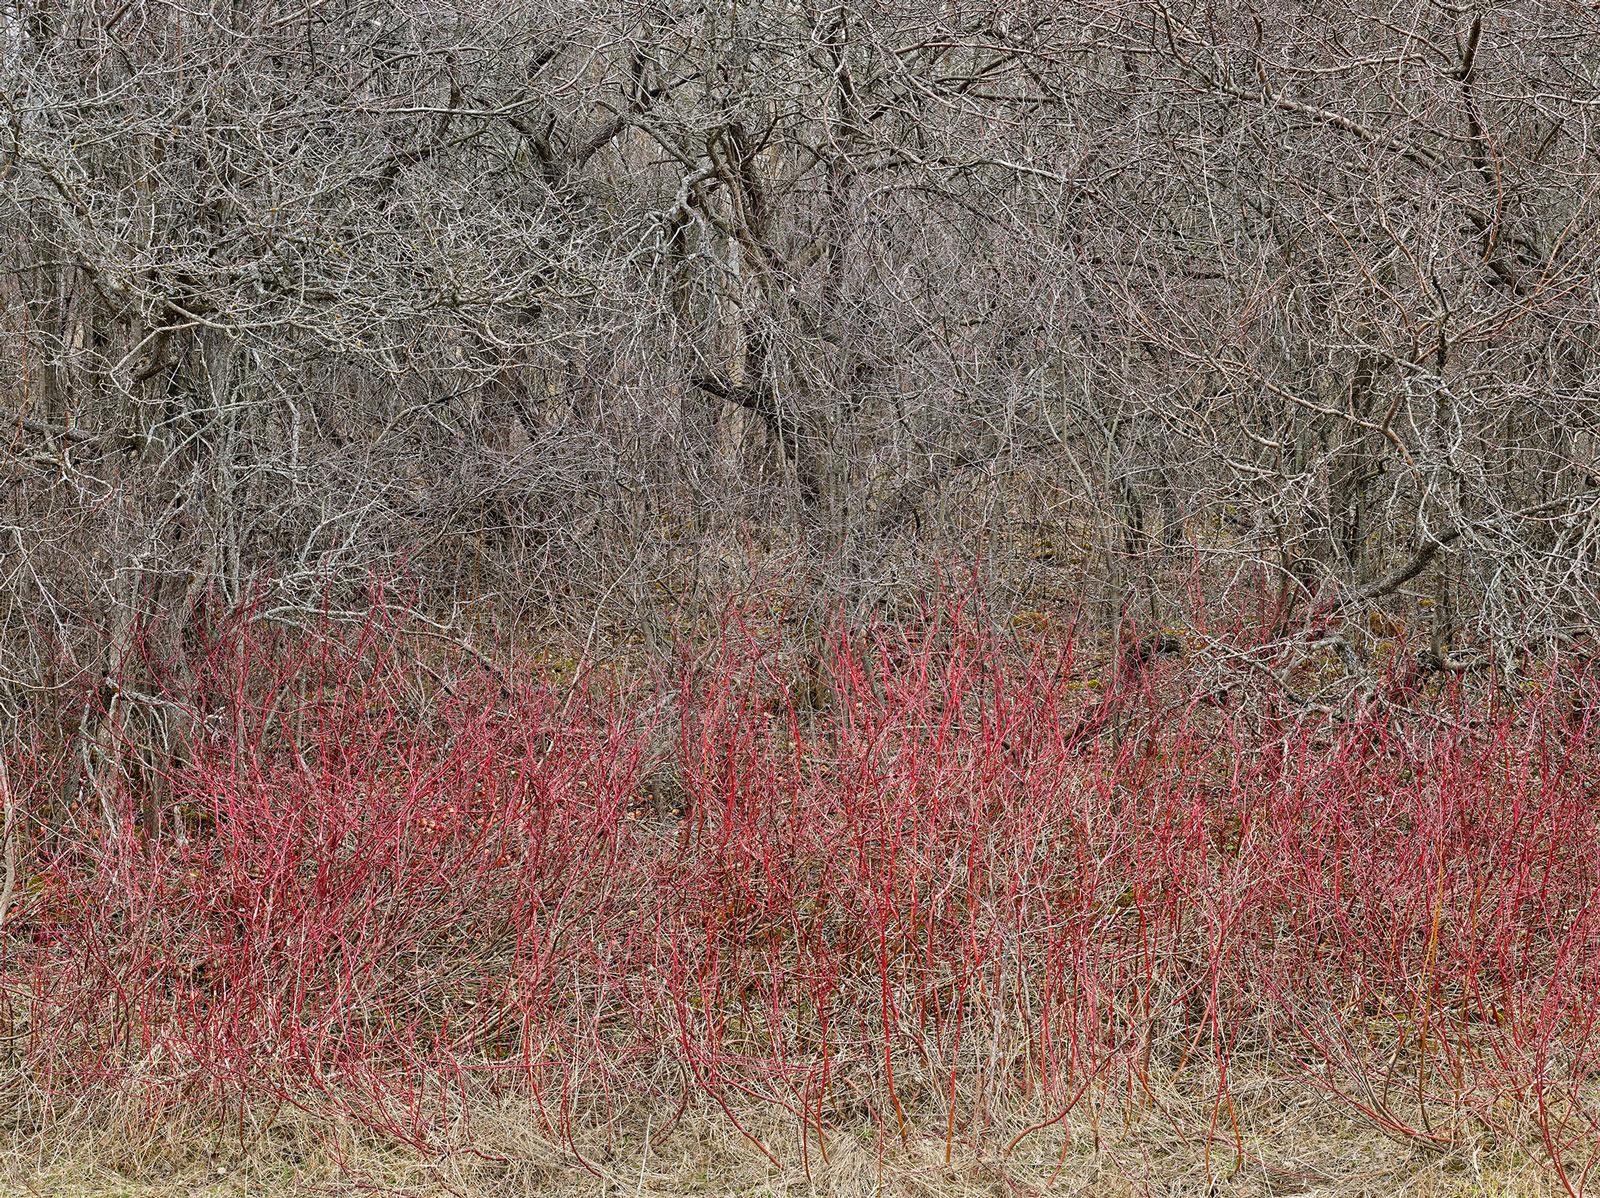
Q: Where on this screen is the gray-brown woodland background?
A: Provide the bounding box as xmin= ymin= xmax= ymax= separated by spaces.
xmin=4 ymin=0 xmax=1599 ymax=712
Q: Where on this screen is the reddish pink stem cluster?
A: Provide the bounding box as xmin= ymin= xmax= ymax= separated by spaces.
xmin=5 ymin=594 xmax=1599 ymax=1184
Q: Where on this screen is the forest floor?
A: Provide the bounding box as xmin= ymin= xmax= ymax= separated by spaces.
xmin=0 ymin=1089 xmax=1563 ymax=1197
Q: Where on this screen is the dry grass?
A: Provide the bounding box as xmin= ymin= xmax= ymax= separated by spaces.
xmin=0 ymin=1078 xmax=1565 ymax=1198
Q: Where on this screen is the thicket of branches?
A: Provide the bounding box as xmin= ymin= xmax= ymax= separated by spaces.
xmin=4 ymin=0 xmax=1599 ymax=715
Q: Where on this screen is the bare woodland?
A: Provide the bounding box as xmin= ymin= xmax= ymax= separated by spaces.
xmin=3 ymin=0 xmax=1599 ymax=713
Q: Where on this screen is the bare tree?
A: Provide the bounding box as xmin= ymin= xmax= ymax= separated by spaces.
xmin=3 ymin=0 xmax=1598 ymax=763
